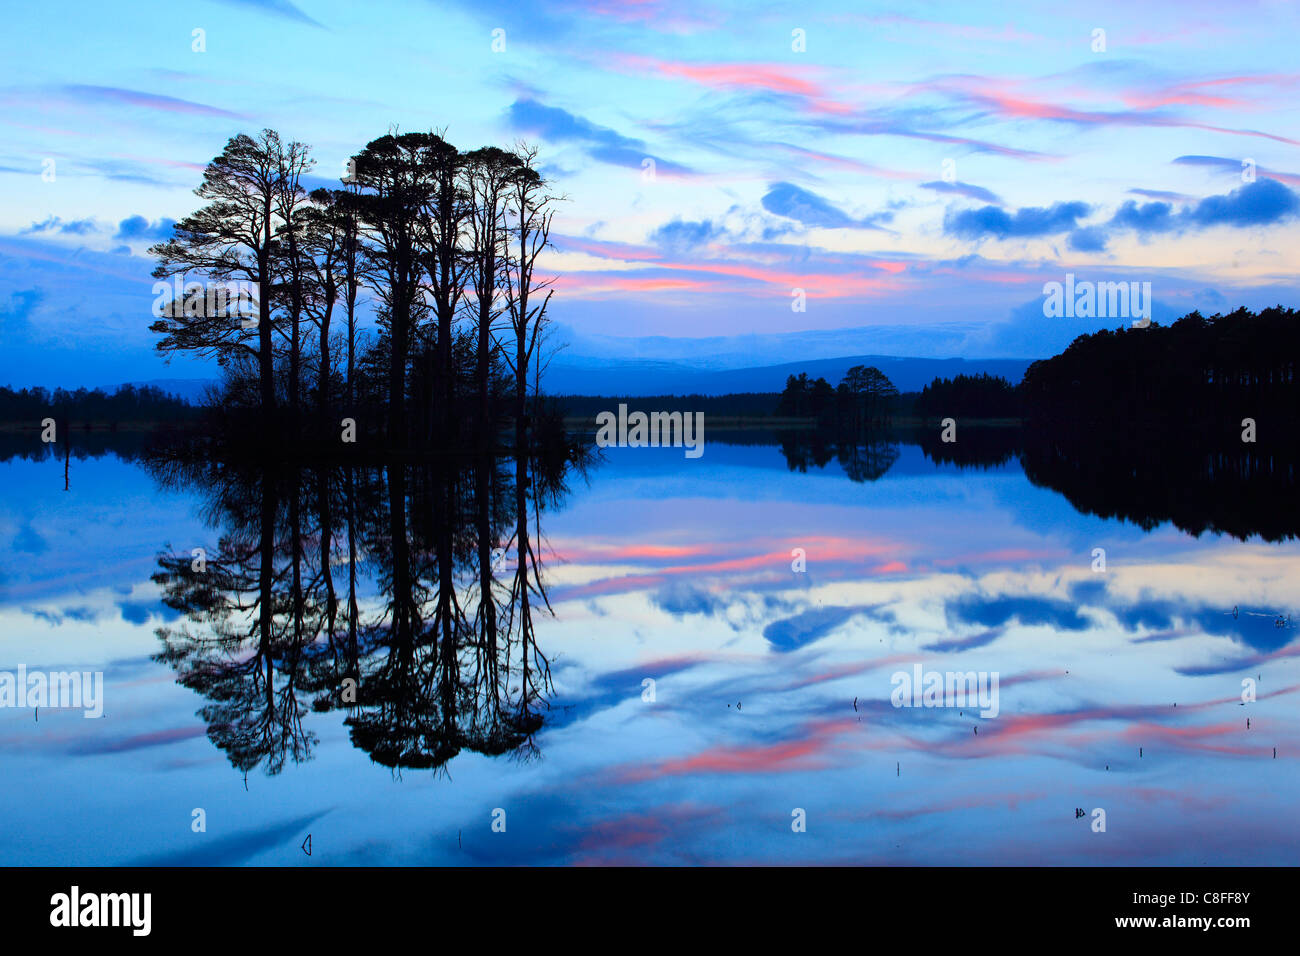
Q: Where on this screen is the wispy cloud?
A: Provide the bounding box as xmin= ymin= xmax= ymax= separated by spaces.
xmin=58 ymin=85 xmax=246 ymax=119
xmin=1174 ymin=154 xmax=1300 ymax=187
xmin=922 ymin=73 xmax=1300 ymax=146
xmin=212 ymin=0 xmax=324 ymax=28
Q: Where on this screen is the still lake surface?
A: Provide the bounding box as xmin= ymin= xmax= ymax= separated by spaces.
xmin=1 ymin=432 xmax=1296 ymax=865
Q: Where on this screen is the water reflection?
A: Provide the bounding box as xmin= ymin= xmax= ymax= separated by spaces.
xmin=776 ymin=432 xmax=900 ymax=480
xmin=1019 ymin=426 xmax=1300 ymax=542
xmin=143 ymin=446 xmax=583 ymax=775
xmin=2 ymin=430 xmax=1297 ymax=865
xmin=772 ymin=425 xmax=1300 ymax=542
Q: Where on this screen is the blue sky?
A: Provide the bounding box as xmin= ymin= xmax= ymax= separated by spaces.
xmin=2 ymin=0 xmax=1299 ymax=386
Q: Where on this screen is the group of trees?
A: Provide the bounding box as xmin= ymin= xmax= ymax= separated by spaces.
xmin=776 ymin=365 xmax=899 ymax=430
xmin=150 ymin=129 xmax=558 ymax=450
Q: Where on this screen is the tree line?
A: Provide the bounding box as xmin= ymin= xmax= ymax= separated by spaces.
xmin=775 ymin=306 xmax=1299 ymax=432
xmin=150 ymin=129 xmax=558 ymax=451
xmin=1022 ymin=306 xmax=1300 ymax=436
xmin=914 ymin=373 xmax=1020 ymax=420
xmin=0 ymin=384 xmax=196 ymax=427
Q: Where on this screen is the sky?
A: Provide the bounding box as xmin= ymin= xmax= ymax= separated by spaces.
xmin=2 ymin=0 xmax=1300 ymax=387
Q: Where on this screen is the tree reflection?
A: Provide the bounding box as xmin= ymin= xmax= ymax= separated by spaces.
xmin=1019 ymin=426 xmax=1300 ymax=542
xmin=775 ymin=431 xmax=900 ymax=482
xmin=147 ymin=445 xmax=582 ymax=776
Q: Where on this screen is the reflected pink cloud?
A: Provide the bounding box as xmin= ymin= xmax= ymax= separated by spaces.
xmin=549 ymin=533 xmax=904 ymax=602
xmin=1120 ymin=720 xmax=1276 ymax=757
xmin=610 ymin=716 xmax=856 ymax=783
xmin=571 ymin=802 xmax=723 ymax=862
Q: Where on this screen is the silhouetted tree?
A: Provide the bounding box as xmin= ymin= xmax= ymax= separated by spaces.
xmin=415 ymin=134 xmax=470 ymax=445
xmin=273 ymin=137 xmax=315 ymax=413
xmin=841 ymin=365 xmax=897 ymax=431
xmin=302 ymin=187 xmax=371 ymax=408
xmin=464 ymin=147 xmax=521 ymax=444
xmin=150 ymin=131 xmax=291 ymax=415
xmin=502 ymin=144 xmax=558 ymax=450
xmin=351 ymin=133 xmax=439 ymax=446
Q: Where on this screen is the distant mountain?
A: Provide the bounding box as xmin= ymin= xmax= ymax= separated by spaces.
xmin=551 ymin=322 xmax=987 ymax=370
xmin=544 ymin=355 xmax=1032 ymax=396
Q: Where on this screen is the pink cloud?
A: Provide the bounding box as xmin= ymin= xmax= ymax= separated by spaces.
xmin=615 ymin=53 xmax=823 ymax=97
xmin=927 ymin=75 xmax=1300 ymax=146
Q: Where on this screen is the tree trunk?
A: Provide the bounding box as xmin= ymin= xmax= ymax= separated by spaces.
xmin=318 ymin=298 xmax=333 ymax=407
xmin=515 ymin=338 xmax=527 ymax=451
xmin=439 ymin=281 xmax=454 ymax=444
xmin=258 ymin=243 xmax=276 ymax=417
xmin=478 ymin=292 xmax=491 ymax=448
xmin=389 ymin=292 xmax=408 ymax=448
xmin=346 ymin=298 xmax=355 ymax=410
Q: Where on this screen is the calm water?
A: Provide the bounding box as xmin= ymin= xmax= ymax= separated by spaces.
xmin=1 ymin=434 xmax=1297 ymax=865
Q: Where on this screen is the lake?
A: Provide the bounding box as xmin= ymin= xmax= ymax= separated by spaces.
xmin=1 ymin=431 xmax=1296 ymax=865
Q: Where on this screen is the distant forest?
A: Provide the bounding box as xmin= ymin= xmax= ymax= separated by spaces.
xmin=1022 ymin=306 xmax=1299 ymax=435
xmin=762 ymin=306 xmax=1299 ymax=436
xmin=0 ymin=384 xmax=196 ymax=428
